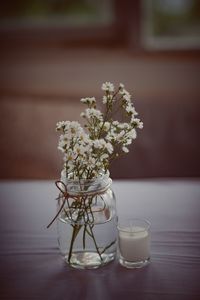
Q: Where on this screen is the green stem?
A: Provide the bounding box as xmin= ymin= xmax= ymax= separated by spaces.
xmin=88 ymin=224 xmax=103 ymax=261
xmin=68 ymin=223 xmax=82 ymax=263
xmin=83 ymin=225 xmax=87 ymax=249
xmin=100 ymin=240 xmax=116 ymax=255
xmin=68 ymin=194 xmax=104 ymax=264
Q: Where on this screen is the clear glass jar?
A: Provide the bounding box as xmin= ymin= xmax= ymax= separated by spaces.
xmin=56 ymin=171 xmax=118 ymax=269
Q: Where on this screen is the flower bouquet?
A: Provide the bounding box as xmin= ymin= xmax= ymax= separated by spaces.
xmin=48 ymin=82 xmax=143 ymax=269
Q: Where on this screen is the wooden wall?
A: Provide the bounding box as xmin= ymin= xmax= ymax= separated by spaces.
xmin=0 ymin=46 xmax=200 ymax=179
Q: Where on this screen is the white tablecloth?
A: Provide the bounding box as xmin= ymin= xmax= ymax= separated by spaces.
xmin=0 ymin=179 xmax=200 ymax=300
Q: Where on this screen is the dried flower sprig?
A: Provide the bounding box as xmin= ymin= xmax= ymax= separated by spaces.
xmin=56 ymin=82 xmax=143 ymax=180
xmin=49 ymin=82 xmax=143 ymax=265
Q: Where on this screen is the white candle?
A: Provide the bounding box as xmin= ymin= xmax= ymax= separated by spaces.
xmin=118 ymin=226 xmax=150 ymax=262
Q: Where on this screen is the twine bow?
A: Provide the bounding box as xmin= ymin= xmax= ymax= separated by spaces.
xmin=47 ymin=180 xmax=74 ymax=228
xmin=47 ymin=180 xmax=108 ymax=229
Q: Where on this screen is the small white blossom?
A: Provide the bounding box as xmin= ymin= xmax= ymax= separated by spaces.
xmin=100 ymin=153 xmax=109 ymax=161
xmin=57 ymin=143 xmax=65 ymax=153
xmin=123 ymin=92 xmax=131 ymax=102
xmin=105 ymin=142 xmax=113 ymax=154
xmin=58 ymin=134 xmax=70 ymax=148
xmin=74 ymin=144 xmax=86 ymax=156
xmin=103 ymin=122 xmax=110 ymax=131
xmin=64 ymin=151 xmax=76 ymax=162
xmin=122 ymin=146 xmax=129 ymax=153
xmin=88 ymin=157 xmax=96 ymax=167
xmin=102 ymin=95 xmax=108 ymax=104
xmin=105 ymin=133 xmax=113 ymax=142
xmin=84 ymin=108 xmax=103 ymax=121
xmin=80 ymin=97 xmax=96 ymax=106
xmin=125 ymin=139 xmax=132 ymax=145
xmin=80 ymin=98 xmax=88 ymax=104
xmin=113 ymin=120 xmax=119 ymax=126
xmin=93 ymin=139 xmax=106 ymax=149
xmin=117 ymin=130 xmax=125 ymax=140
xmin=126 ymin=104 xmax=135 ymax=115
xmin=102 ymin=82 xmax=114 ymax=92
xmin=56 ymin=121 xmax=68 ymax=131
xmin=132 ymin=118 xmax=143 ymax=129
xmin=127 ymin=128 xmax=137 ymax=139
xmin=118 ymin=123 xmax=129 ymax=129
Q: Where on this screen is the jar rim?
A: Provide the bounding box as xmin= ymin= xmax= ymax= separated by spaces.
xmin=60 ymin=170 xmax=112 ymax=195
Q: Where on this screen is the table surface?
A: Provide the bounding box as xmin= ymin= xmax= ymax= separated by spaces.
xmin=0 ymin=179 xmax=200 ymax=300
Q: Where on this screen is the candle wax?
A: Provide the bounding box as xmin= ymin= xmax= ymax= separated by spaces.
xmin=118 ymin=226 xmax=150 ymax=262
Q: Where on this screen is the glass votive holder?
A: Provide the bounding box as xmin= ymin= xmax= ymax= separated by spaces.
xmin=117 ymin=218 xmax=151 ymax=269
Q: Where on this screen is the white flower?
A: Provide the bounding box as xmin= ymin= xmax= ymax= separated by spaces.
xmin=103 ymin=122 xmax=110 ymax=131
xmin=57 ymin=144 xmax=65 ymax=153
xmin=138 ymin=121 xmax=143 ymax=129
xmin=84 ymin=108 xmax=103 ymax=121
xmin=56 ymin=121 xmax=68 ymax=131
xmin=105 ymin=142 xmax=113 ymax=154
xmin=57 ymin=134 xmax=69 ymax=152
xmin=96 ymin=161 xmax=102 ymax=168
xmin=70 ymin=121 xmax=82 ymax=130
xmin=112 ymin=120 xmax=119 ymax=126
xmin=102 ymin=82 xmax=114 ymax=92
xmin=93 ymin=139 xmax=106 ymax=149
xmin=123 ymin=92 xmax=131 ymax=102
xmin=118 ymin=123 xmax=129 ymax=129
xmin=80 ymin=98 xmax=88 ymax=104
xmin=80 ymin=97 xmax=96 ymax=105
xmin=122 ymin=146 xmax=129 ymax=153
xmin=117 ymin=130 xmax=125 ymax=140
xmin=88 ymin=157 xmax=96 ymax=168
xmin=119 ymin=83 xmax=124 ymax=89
xmin=102 ymin=95 xmax=108 ymax=104
xmin=64 ymin=151 xmax=76 ymax=162
xmin=132 ymin=118 xmax=143 ymax=129
xmin=100 ymin=153 xmax=109 ymax=161
xmin=105 ymin=133 xmax=113 ymax=142
xmin=126 ymin=104 xmax=135 ymax=115
xmin=74 ymin=144 xmax=86 ymax=156
xmin=67 ymin=122 xmax=83 ymax=138
xmin=84 ymin=143 xmax=92 ymax=153
xmin=127 ymin=128 xmax=137 ymax=139
xmin=125 ymin=139 xmax=132 ymax=145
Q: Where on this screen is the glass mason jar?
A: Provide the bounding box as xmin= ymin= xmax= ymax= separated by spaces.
xmin=56 ymin=171 xmax=118 ymax=269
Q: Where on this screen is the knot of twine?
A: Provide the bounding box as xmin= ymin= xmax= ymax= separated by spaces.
xmin=47 ymin=180 xmax=76 ymax=228
xmin=47 ymin=180 xmax=108 ymax=228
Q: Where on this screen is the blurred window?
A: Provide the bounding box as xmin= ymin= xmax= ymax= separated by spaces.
xmin=1 ymin=0 xmax=199 ymax=51
xmin=0 ymin=0 xmax=114 ymax=28
xmin=142 ymin=0 xmax=200 ymax=49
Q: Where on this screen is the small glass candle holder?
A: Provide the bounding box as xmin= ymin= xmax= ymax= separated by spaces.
xmin=117 ymin=218 xmax=151 ymax=268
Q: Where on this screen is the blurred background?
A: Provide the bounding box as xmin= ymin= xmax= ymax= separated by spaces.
xmin=0 ymin=0 xmax=200 ymax=179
